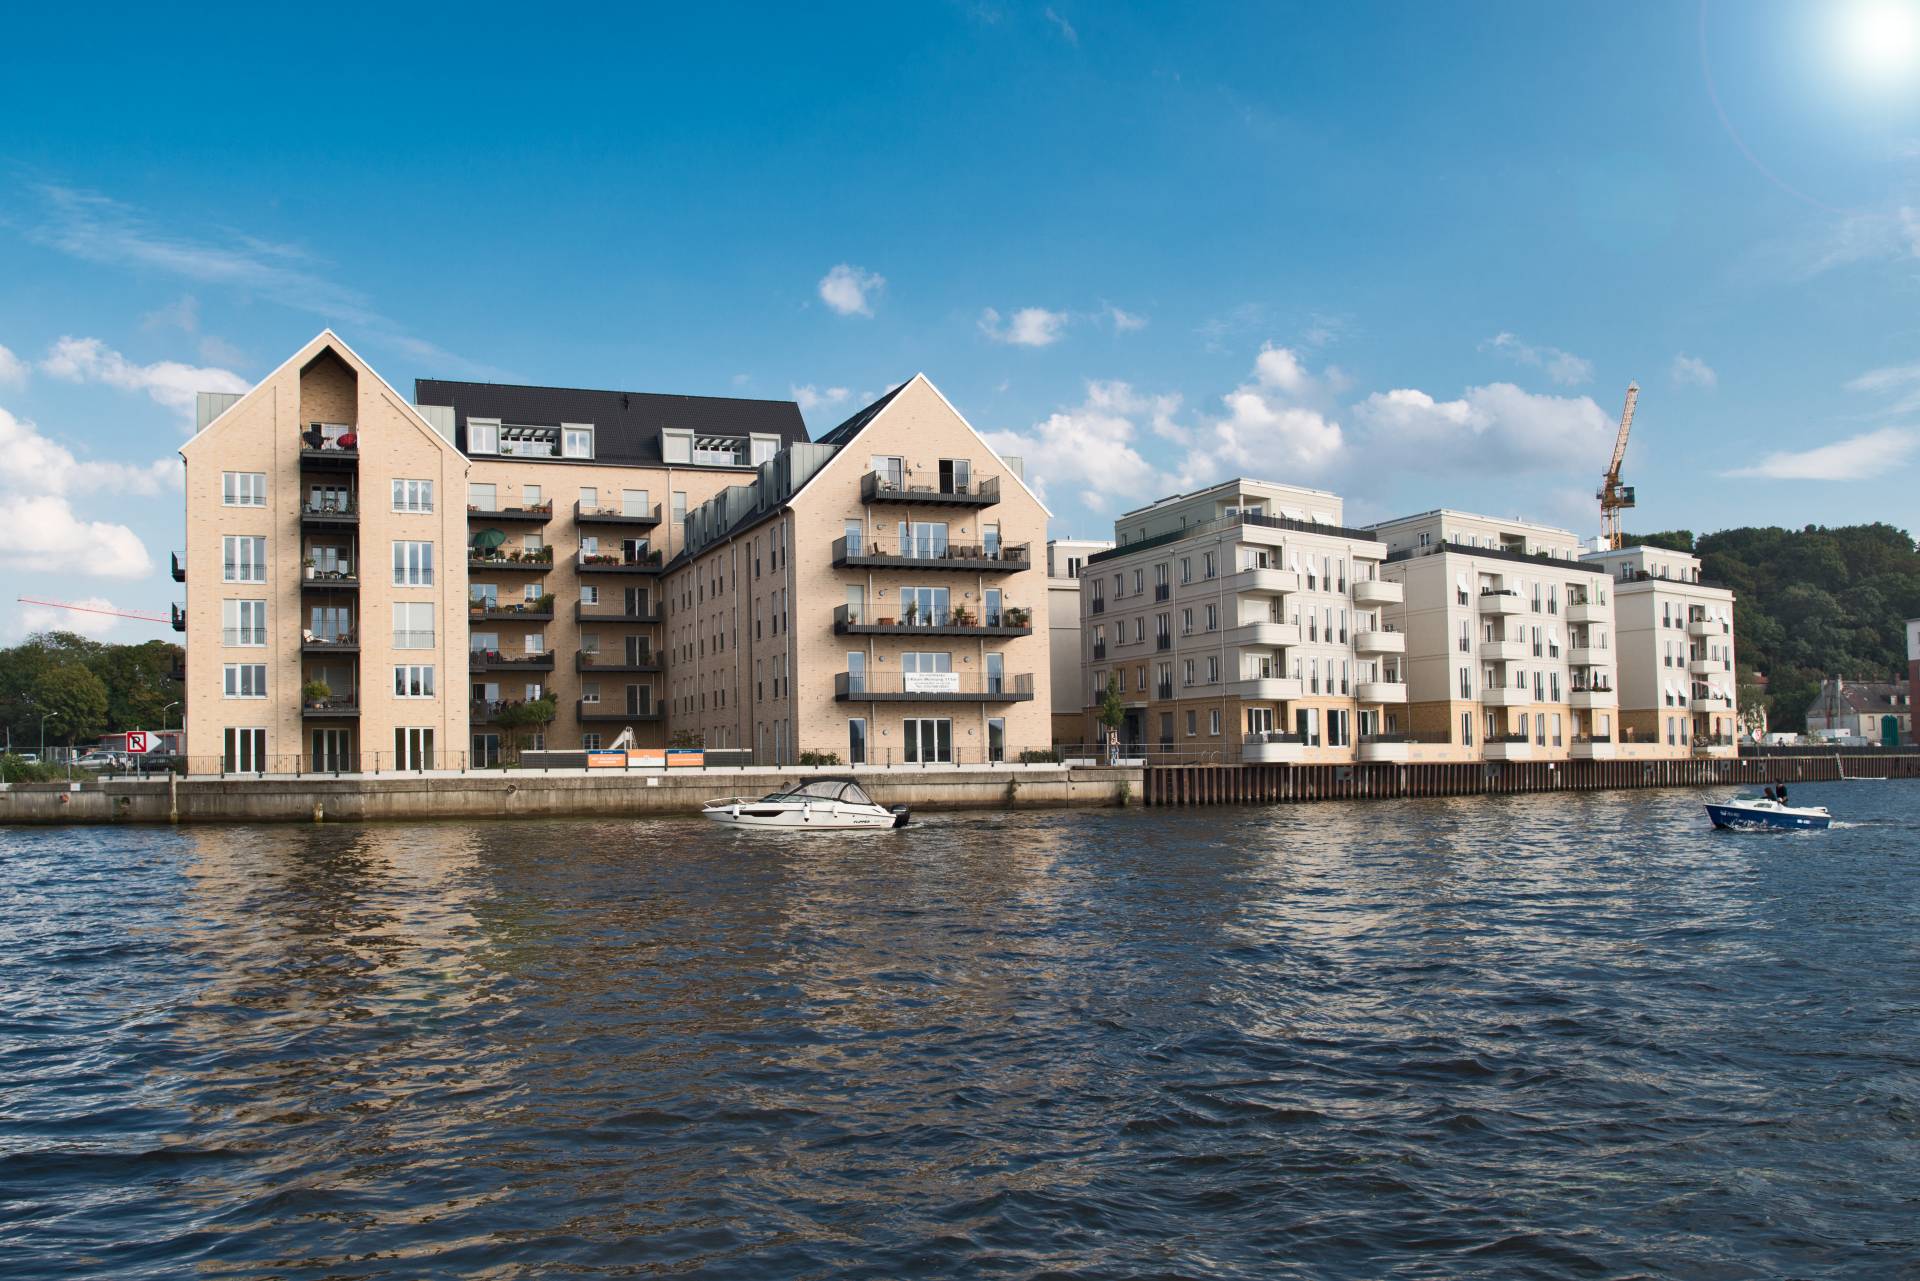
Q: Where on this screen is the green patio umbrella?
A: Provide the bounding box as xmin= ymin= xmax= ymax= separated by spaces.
xmin=471 ymin=529 xmax=507 ymax=553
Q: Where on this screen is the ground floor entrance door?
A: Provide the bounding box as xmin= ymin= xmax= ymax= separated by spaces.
xmin=309 ymin=728 xmax=353 ymax=773
xmin=903 ymin=717 xmax=952 ymax=764
xmin=473 ymin=733 xmax=501 ymax=768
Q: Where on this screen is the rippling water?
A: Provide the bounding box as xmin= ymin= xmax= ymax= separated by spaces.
xmin=3 ymin=782 xmax=1918 ymax=1279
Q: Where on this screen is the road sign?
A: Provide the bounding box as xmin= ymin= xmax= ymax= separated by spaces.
xmin=126 ymin=731 xmax=150 ymax=754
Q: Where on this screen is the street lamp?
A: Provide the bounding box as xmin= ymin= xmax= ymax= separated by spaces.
xmin=163 ymin=702 xmax=180 ymax=731
xmin=40 ymin=712 xmax=58 ymax=763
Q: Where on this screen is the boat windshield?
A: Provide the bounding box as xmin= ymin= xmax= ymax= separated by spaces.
xmin=759 ymin=780 xmax=876 ymax=805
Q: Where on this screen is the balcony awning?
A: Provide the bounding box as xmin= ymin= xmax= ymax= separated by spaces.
xmin=1456 ymin=571 xmax=1469 ymax=594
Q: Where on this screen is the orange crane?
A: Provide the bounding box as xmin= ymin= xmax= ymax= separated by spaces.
xmin=1597 ymin=382 xmax=1639 ymax=550
xmin=15 ymin=597 xmax=171 ymax=624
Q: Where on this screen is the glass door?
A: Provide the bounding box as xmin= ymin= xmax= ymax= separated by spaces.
xmin=903 ymin=718 xmax=952 ymax=763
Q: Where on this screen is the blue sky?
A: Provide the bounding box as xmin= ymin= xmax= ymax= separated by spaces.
xmin=3 ymin=0 xmax=1919 ymax=643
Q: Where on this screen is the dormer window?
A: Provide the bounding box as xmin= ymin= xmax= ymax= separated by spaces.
xmin=563 ymin=424 xmax=594 ymax=459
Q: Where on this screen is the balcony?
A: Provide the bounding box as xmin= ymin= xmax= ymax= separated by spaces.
xmin=1566 ymin=599 xmax=1605 ymax=623
xmin=578 ymin=699 xmax=663 ymax=722
xmin=471 ymin=597 xmax=556 ymax=623
xmin=469 ymin=647 xmax=557 ymax=673
xmin=1480 ymin=638 xmax=1529 ymax=662
xmin=860 ymin=471 xmax=1001 ymax=507
xmin=574 ymin=501 xmax=660 ymax=528
xmin=1688 ymin=617 xmax=1731 ymax=639
xmin=576 ymin=650 xmax=661 ymax=674
xmin=1480 ymin=685 xmax=1527 ymax=707
xmin=833 ymin=671 xmax=1035 ymax=703
xmin=1483 ymin=735 xmax=1532 ymax=761
xmin=576 ymin=600 xmax=663 ymax=625
xmin=469 ymin=502 xmax=555 ymax=527
xmin=1352 ymin=578 xmax=1403 ymax=606
xmin=833 ymin=603 xmax=1034 ymax=636
xmin=298 ymin=441 xmax=358 ymax=472
xmin=831 ymin=536 xmax=1030 ymax=573
xmin=301 ymin=632 xmax=359 ymax=655
xmin=301 ymin=571 xmax=359 ymax=592
xmin=1354 ymin=628 xmax=1405 ymax=656
xmin=1568 ymin=645 xmax=1604 ymax=666
xmin=170 ymin=603 xmax=185 ymax=633
xmin=1569 ymin=686 xmax=1617 ymax=709
xmin=1570 ymin=737 xmax=1617 ymax=760
xmin=1230 ymin=676 xmax=1304 ymax=702
xmin=1225 ymin=620 xmax=1302 ymax=648
xmin=1242 ymin=732 xmax=1306 ymax=763
xmin=1688 ymin=657 xmax=1722 ymax=676
xmin=578 ymin=550 xmax=664 ymax=575
xmin=1356 ymin=680 xmax=1407 ymax=704
xmin=301 ymin=697 xmax=359 ymax=719
xmin=1225 ymin=567 xmax=1300 ymax=596
xmin=1358 ymin=736 xmax=1413 ymax=762
xmin=1478 ymin=589 xmax=1524 ymax=615
xmin=300 ymin=499 xmax=358 ymax=530
xmin=469 ymin=550 xmax=555 ymax=573
xmin=170 ymin=551 xmax=185 ymax=583
xmin=1690 ymin=695 xmax=1733 ymax=714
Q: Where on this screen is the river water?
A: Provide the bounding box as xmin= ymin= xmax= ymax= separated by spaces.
xmin=2 ymin=782 xmax=1917 ymax=1279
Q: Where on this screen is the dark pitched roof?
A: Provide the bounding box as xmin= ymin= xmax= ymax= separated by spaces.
xmin=814 ymin=379 xmax=911 ymax=448
xmin=414 ymin=379 xmax=808 ymax=465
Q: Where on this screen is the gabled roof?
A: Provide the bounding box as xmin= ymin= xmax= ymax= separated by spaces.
xmin=415 ymin=378 xmax=807 ymax=464
xmin=815 ymin=381 xmax=909 ymax=447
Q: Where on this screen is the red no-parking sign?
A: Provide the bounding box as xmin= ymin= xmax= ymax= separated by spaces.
xmin=126 ymin=731 xmax=150 ymax=755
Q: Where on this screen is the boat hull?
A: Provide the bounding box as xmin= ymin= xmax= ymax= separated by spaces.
xmin=702 ymin=802 xmax=908 ymax=830
xmin=1705 ymin=802 xmax=1831 ymax=832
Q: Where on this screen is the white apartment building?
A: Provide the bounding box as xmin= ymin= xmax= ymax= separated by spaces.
xmin=1080 ymin=480 xmax=1408 ymax=763
xmin=1047 ymin=538 xmax=1112 ymax=744
xmin=1579 ymin=544 xmax=1739 ymax=755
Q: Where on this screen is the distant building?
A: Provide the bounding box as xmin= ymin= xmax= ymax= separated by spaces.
xmin=1046 ymin=538 xmax=1112 ymax=745
xmin=1805 ymin=677 xmax=1912 ymax=746
xmin=1910 ymin=618 xmax=1920 ymax=743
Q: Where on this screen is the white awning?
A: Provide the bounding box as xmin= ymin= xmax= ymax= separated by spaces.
xmin=1290 ymin=551 xmax=1302 ymax=572
xmin=1548 ymin=623 xmax=1561 ymax=647
xmin=1456 ymin=571 xmax=1469 ymax=594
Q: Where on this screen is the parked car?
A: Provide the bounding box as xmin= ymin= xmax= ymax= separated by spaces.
xmin=13 ymin=751 xmax=40 ymax=764
xmin=75 ymin=751 xmax=132 ymax=772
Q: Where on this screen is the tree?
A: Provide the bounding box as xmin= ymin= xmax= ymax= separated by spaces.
xmin=1095 ymin=676 xmax=1126 ymax=744
xmin=495 ymin=695 xmax=557 ymax=763
xmin=35 ymin=664 xmax=109 ymax=748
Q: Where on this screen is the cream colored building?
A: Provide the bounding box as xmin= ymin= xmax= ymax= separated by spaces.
xmin=663 ymin=375 xmax=1052 ymax=766
xmin=1579 ymin=544 xmax=1739 ymax=754
xmin=1368 ymin=510 xmax=1624 ymax=762
xmin=1080 ymin=480 xmax=1407 ymax=764
xmin=1046 ymin=537 xmax=1112 ymax=745
xmin=178 ymin=332 xmax=471 ymax=773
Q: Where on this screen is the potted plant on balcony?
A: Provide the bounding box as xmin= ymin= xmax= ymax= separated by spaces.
xmin=1005 ymin=605 xmax=1031 ymax=628
xmin=903 ymin=600 xmax=919 ymax=626
xmin=302 ymin=679 xmax=332 ymax=709
xmin=302 ymin=557 xmax=315 ymax=581
xmin=951 ymin=605 xmax=975 ymax=627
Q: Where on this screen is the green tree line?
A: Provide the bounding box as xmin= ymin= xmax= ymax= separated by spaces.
xmin=1627 ymin=524 xmax=1919 ymax=732
xmin=0 ymin=631 xmax=184 ymax=752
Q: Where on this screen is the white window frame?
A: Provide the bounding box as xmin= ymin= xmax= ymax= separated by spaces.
xmin=222 ymin=535 xmax=267 ymax=583
xmin=222 ymin=472 xmax=267 ymax=507
xmin=222 ymin=663 xmax=268 ymax=698
xmin=468 ymin=418 xmax=500 ymax=454
xmin=562 ymin=423 xmax=595 ymax=459
xmin=393 ymin=602 xmax=436 ymax=651
xmin=392 ymin=479 xmax=435 ymax=513
xmin=222 ymin=599 xmax=267 ymax=647
xmin=393 ymin=664 xmax=436 ymax=698
xmin=392 ymin=540 xmax=435 ymax=587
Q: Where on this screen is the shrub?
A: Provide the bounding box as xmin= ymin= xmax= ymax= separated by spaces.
xmin=301 ymin=679 xmax=332 ymax=704
xmin=1018 ymin=748 xmax=1060 ymax=763
xmin=797 ymin=750 xmax=843 ymax=766
xmin=0 ymin=753 xmax=64 ymax=783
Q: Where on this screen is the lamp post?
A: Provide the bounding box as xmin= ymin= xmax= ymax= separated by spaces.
xmin=163 ymin=702 xmax=180 ymax=731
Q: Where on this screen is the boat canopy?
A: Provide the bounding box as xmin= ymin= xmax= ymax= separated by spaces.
xmin=767 ymin=779 xmax=878 ymax=806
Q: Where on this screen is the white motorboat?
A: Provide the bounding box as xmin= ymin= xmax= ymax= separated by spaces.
xmin=702 ymin=777 xmax=910 ymax=829
xmin=1705 ymin=794 xmax=1832 ymax=831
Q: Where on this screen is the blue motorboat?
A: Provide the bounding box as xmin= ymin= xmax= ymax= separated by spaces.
xmin=1705 ymin=795 xmax=1832 ymax=832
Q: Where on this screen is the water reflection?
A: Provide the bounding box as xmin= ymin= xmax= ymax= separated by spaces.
xmin=0 ymin=782 xmax=1915 ymax=1278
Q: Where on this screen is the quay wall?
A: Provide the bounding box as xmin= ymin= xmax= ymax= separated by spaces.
xmin=0 ymin=766 xmax=1138 ymax=826
xmin=1144 ymin=752 xmax=1920 ymax=805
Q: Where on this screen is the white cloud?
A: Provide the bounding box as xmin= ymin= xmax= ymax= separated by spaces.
xmin=1671 ymin=353 xmax=1718 ymax=389
xmin=40 ymin=336 xmax=247 ymax=421
xmin=1044 ymin=7 xmax=1078 ymax=44
xmin=1105 ymin=305 xmax=1147 ymax=332
xmin=0 ymin=405 xmax=180 ymax=497
xmin=980 ymin=306 xmax=1069 ymax=347
xmin=13 ymin=596 xmax=124 ymax=641
xmin=790 ymin=384 xmax=851 ymax=414
xmin=0 ymin=343 xmax=26 ymax=387
xmin=0 ymin=495 xmax=151 ymax=578
xmin=1724 ymin=427 xmax=1918 ymax=480
xmin=141 ymin=294 xmax=199 ymax=333
xmin=1845 ymin=363 xmax=1920 ymax=394
xmin=983 ymin=381 xmax=1177 ymax=509
xmin=818 ymin=263 xmax=885 ymax=317
xmin=1353 ymin=382 xmax=1615 ymax=473
xmin=1481 ymin=332 xmax=1594 ymax=386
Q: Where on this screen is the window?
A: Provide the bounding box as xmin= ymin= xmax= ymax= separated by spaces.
xmin=848 ymin=718 xmax=868 ymax=765
xmin=1208 ymin=709 xmax=1221 ymax=736
xmin=223 ymin=664 xmax=267 ymax=698
xmin=394 ymin=665 xmax=436 ymax=698
xmin=663 ymin=430 xmax=693 ymax=464
xmin=1186 ymin=710 xmax=1198 ymax=737
xmin=223 ymin=536 xmax=266 ymax=583
xmin=582 ymin=733 xmax=602 ymax=752
xmin=468 ymin=482 xmax=497 ymax=512
xmin=523 ymin=484 xmax=542 ymax=506
xmin=562 ymin=424 xmax=595 ymax=459
xmin=751 ymin=434 xmax=780 ymax=465
xmin=903 ymin=718 xmax=953 ymax=764
xmin=222 ymin=599 xmax=266 ymax=647
xmin=580 ymin=486 xmax=599 ymax=510
xmin=393 ymin=603 xmax=435 ymax=650
xmin=1461 ymin=711 xmax=1473 ymax=746
xmin=869 ymin=455 xmax=905 ymax=488
xmin=622 ymin=489 xmax=650 ymax=517
xmin=468 ymin=418 xmax=500 ymax=454
xmin=222 ymin=472 xmax=266 ymax=506
xmin=393 ymin=480 xmax=434 ymax=513
xmin=394 ymin=727 xmax=435 ymax=771
xmin=223 ymin=728 xmax=266 ymax=772
xmin=582 ymin=682 xmax=601 ymax=705
xmin=392 ymin=541 xmax=435 ymax=586
xmin=1203 ymin=551 xmax=1217 ymax=579
xmin=1459 ymin=667 xmax=1472 ymax=699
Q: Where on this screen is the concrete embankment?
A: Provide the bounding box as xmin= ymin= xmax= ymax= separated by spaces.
xmin=0 ymin=765 xmax=1139 ymax=826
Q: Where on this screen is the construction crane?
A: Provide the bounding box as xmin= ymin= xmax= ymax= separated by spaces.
xmin=1597 ymin=382 xmax=1639 ymax=551
xmin=16 ymin=597 xmax=170 ymax=624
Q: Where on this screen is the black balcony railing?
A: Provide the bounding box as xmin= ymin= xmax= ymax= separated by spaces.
xmin=833 ymin=671 xmax=1035 ymax=701
xmin=576 ymin=601 xmax=663 ymax=624
xmin=832 ymin=603 xmax=1034 ymax=633
xmin=470 ymin=597 xmax=555 ymax=621
xmin=574 ymin=501 xmax=661 ymax=527
xmin=859 ymin=472 xmax=1001 ymax=506
xmin=831 ymin=536 xmax=1031 ymax=570
xmin=1156 ymin=634 xmax=1172 ymax=651
xmin=469 ymin=648 xmax=557 ymax=671
xmin=1156 ymin=683 xmax=1173 ymax=700
xmin=170 ymin=551 xmax=185 ymax=582
xmin=469 ymin=548 xmax=555 ymax=570
xmin=578 ymin=550 xmax=664 ymax=572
